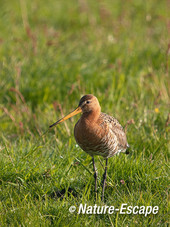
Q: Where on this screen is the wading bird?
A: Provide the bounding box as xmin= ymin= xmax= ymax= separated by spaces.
xmin=50 ymin=94 xmax=129 ymax=201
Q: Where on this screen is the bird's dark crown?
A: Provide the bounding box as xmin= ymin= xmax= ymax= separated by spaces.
xmin=78 ymin=94 xmax=94 ymax=106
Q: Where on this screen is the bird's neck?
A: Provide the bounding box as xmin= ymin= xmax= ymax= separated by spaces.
xmin=82 ymin=108 xmax=101 ymax=124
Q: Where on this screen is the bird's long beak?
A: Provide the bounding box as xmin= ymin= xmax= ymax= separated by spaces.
xmin=49 ymin=106 xmax=82 ymax=128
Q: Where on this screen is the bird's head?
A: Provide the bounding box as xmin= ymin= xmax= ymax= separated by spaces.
xmin=49 ymin=94 xmax=101 ymax=128
xmin=78 ymin=94 xmax=101 ymax=113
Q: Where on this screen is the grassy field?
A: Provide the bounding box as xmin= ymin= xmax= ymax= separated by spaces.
xmin=0 ymin=0 xmax=169 ymax=226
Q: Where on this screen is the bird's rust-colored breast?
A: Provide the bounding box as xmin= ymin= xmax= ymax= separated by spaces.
xmin=74 ymin=112 xmax=128 ymax=158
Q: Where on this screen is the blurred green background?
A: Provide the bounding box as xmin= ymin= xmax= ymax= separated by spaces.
xmin=0 ymin=0 xmax=169 ymax=226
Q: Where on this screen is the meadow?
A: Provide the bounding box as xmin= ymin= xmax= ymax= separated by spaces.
xmin=0 ymin=0 xmax=169 ymax=226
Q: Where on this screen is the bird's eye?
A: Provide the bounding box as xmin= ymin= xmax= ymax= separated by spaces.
xmin=86 ymin=101 xmax=90 ymax=104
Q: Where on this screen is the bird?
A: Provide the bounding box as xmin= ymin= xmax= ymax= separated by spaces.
xmin=49 ymin=94 xmax=129 ymax=201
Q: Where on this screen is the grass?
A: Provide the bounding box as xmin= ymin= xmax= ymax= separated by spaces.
xmin=0 ymin=0 xmax=169 ymax=226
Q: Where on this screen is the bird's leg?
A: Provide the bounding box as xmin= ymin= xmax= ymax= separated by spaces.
xmin=101 ymin=158 xmax=108 ymax=201
xmin=92 ymin=157 xmax=97 ymax=200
